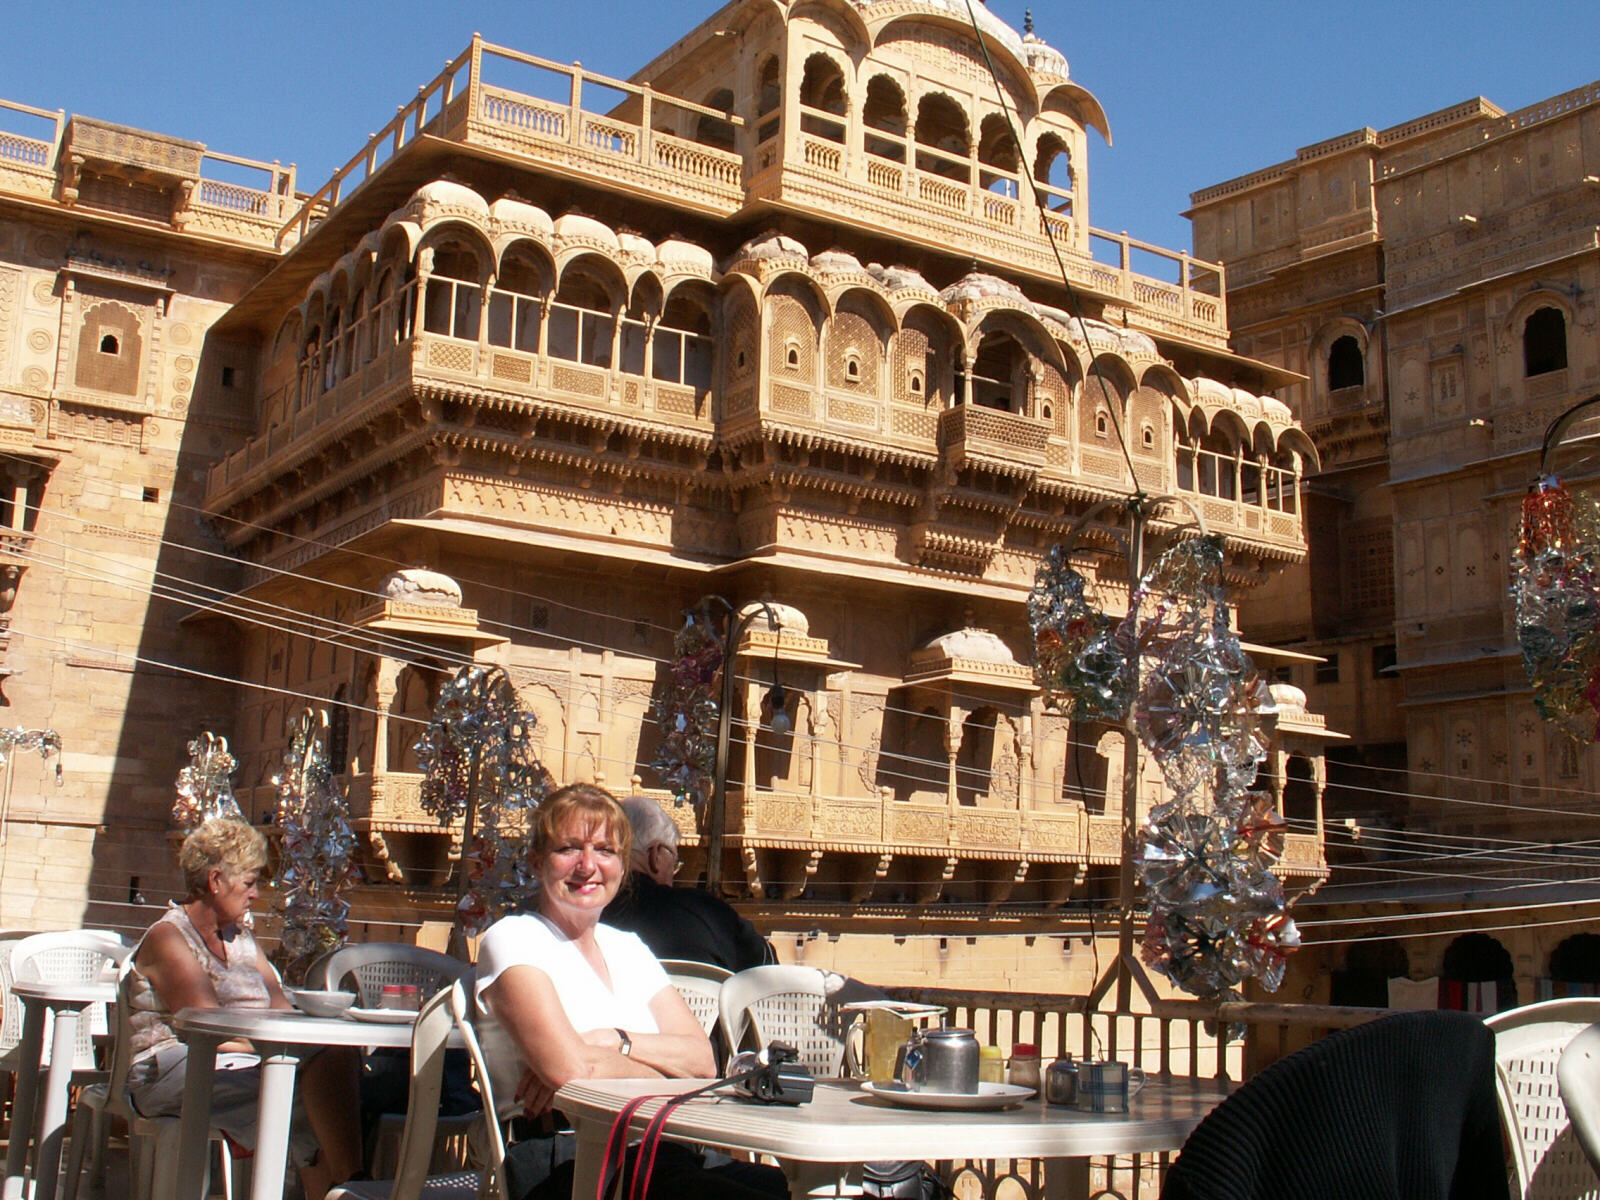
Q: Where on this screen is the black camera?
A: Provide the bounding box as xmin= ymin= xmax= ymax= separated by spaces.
xmin=726 ymin=1041 xmax=815 ymax=1106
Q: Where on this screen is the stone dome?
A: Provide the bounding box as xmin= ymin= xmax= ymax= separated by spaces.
xmin=380 ymin=569 xmax=462 ymax=607
xmin=737 ymin=601 xmax=809 ymax=638
xmin=733 ymin=230 xmax=809 ymax=263
xmin=488 ymin=196 xmax=554 ymax=236
xmin=921 ymin=625 xmax=1019 ymax=665
xmin=617 ymin=230 xmax=656 ymax=261
xmin=810 ymin=248 xmax=866 ymax=276
xmin=656 ymin=237 xmax=714 ymax=274
xmin=939 ymin=271 xmax=1036 ymax=314
xmin=410 ymin=180 xmax=490 ymax=218
xmin=552 ymin=212 xmax=619 ymax=250
xmin=1261 ymin=394 xmax=1293 ymax=422
xmin=851 ymin=0 xmax=1024 ymax=57
xmin=1268 ymin=682 xmax=1307 ymax=713
xmin=867 ymin=263 xmax=937 ymax=296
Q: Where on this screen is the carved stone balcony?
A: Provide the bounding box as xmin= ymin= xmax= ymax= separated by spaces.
xmin=936 ymin=405 xmax=1050 ymax=477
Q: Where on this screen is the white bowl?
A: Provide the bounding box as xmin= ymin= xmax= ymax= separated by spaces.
xmin=284 ymin=988 xmax=356 ymax=1018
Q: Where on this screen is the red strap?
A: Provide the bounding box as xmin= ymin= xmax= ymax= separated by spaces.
xmin=600 ymin=1096 xmax=657 ymax=1200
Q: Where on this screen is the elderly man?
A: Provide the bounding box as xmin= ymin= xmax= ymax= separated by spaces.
xmin=603 ymin=795 xmax=774 ymax=973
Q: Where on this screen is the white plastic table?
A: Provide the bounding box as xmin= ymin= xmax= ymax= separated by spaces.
xmin=166 ymin=1007 xmax=427 ymax=1200
xmin=3 ymin=979 xmax=114 ymax=1200
xmin=555 ymin=1076 xmax=1229 ymax=1199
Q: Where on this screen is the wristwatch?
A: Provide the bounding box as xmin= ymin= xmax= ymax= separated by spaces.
xmin=616 ymin=1028 xmax=632 ymax=1057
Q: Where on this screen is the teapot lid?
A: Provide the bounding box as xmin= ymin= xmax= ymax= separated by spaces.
xmin=920 ymin=1027 xmax=977 ymax=1041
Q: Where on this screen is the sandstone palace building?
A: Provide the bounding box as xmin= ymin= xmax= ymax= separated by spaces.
xmin=0 ymin=1 xmax=1338 ymax=990
xmin=1191 ymin=82 xmax=1600 ymax=1005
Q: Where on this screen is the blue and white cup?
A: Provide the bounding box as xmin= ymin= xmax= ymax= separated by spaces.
xmin=1075 ymin=1061 xmax=1146 ymax=1113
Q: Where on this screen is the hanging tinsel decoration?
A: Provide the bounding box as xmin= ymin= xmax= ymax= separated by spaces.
xmin=414 ymin=664 xmax=550 ymax=935
xmin=1029 ymin=534 xmax=1297 ymax=999
xmin=0 ymin=727 xmax=63 ymax=785
xmin=1513 ymin=476 xmax=1600 ymax=742
xmin=273 ymin=709 xmax=359 ymax=981
xmin=650 ymin=607 xmax=725 ymax=809
xmin=172 ymin=731 xmax=243 ymax=829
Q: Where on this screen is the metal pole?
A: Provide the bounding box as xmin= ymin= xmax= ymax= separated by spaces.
xmin=705 ymin=600 xmax=779 ymax=894
xmin=449 ymin=739 xmax=483 ymax=959
xmin=1114 ymin=499 xmax=1149 ymax=1012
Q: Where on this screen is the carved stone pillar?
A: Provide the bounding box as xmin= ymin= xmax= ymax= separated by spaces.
xmin=371 ymin=657 xmax=401 ymax=775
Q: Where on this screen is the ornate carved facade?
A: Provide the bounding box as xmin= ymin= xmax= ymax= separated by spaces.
xmin=0 ymin=4 xmax=1328 ymax=959
xmin=1190 ymin=80 xmax=1600 ymax=1002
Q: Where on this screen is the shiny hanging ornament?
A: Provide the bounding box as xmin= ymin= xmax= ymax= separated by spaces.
xmin=273 ymin=710 xmax=359 ymax=981
xmin=650 ymin=608 xmax=724 ymax=808
xmin=1031 ymin=531 xmax=1298 ymax=1000
xmin=172 ymin=731 xmax=243 ymax=829
xmin=0 ymin=727 xmax=63 ymax=786
xmin=1513 ymin=476 xmax=1600 ymax=742
xmin=414 ymin=664 xmax=551 ymax=934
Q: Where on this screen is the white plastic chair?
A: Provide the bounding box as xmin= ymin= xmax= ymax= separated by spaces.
xmin=1485 ymin=997 xmax=1600 ymax=1199
xmin=0 ymin=931 xmax=40 ymax=1113
xmin=1558 ymin=1021 xmax=1600 ymax=1183
xmin=9 ymin=930 xmax=129 ymax=1189
xmin=311 ymin=943 xmax=477 ymax=1177
xmin=62 ymin=959 xmax=241 ymax=1200
xmin=660 ymin=959 xmax=731 ymax=1038
xmin=328 ymin=981 xmax=508 ymax=1200
xmin=718 ymin=964 xmax=846 ymax=1078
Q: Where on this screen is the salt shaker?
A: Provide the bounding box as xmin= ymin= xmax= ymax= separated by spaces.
xmin=979 ymin=1044 xmax=1005 ymax=1085
xmin=1008 ymin=1043 xmax=1041 ymax=1091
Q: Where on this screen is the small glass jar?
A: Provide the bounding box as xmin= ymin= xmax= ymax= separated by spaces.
xmin=400 ymin=984 xmax=421 ymax=1012
xmin=1008 ymin=1043 xmax=1041 ymax=1091
xmin=978 ymin=1044 xmax=1005 ymax=1085
xmin=378 ymin=985 xmax=404 ymax=1010
xmin=1045 ymin=1056 xmax=1078 ymax=1106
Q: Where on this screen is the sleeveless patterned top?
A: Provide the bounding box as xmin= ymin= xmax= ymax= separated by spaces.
xmin=127 ymin=903 xmax=271 ymax=1063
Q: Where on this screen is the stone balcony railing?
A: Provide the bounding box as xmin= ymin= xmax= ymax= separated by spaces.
xmin=205 ymin=326 xmax=1304 ymax=559
xmin=0 ymin=98 xmax=296 ymax=248
xmin=270 ymin=36 xmax=1228 ymax=344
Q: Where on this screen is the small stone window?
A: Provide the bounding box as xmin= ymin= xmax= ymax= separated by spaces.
xmin=1524 ymin=306 xmax=1568 ymax=377
xmin=221 ymin=366 xmax=236 ymax=388
xmin=845 ymin=355 xmax=860 ymax=381
xmin=909 ymin=370 xmax=924 ymax=396
xmin=1141 ymin=423 xmax=1155 ymax=449
xmin=99 ymin=333 xmax=120 ymax=355
xmin=785 ymin=344 xmax=800 ymax=369
xmin=1328 ymin=335 xmax=1363 ymax=390
xmin=1315 ymin=654 xmax=1341 ymax=685
xmin=1095 ymin=411 xmax=1108 ymax=437
xmin=736 ymin=350 xmax=747 ymax=371
xmin=1040 ymin=402 xmax=1052 ymax=421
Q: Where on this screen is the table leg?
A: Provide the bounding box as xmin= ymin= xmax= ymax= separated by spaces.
xmin=3 ymin=1001 xmax=45 ymax=1200
xmin=168 ymin=1037 xmax=217 ymax=1200
xmin=30 ymin=1004 xmax=83 ymax=1200
xmin=782 ymin=1160 xmax=857 ymax=1198
xmin=247 ymin=1044 xmax=299 ymax=1200
xmin=1043 ymin=1155 xmax=1091 ymax=1199
xmin=568 ymin=1114 xmax=611 ymax=1200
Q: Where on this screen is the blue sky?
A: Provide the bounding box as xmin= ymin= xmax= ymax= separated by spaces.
xmin=5 ymin=1 xmax=1599 ymax=256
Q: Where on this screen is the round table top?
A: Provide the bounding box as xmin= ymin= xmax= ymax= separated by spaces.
xmin=174 ymin=1006 xmax=422 ymax=1049
xmin=557 ymin=1076 xmax=1229 ymax=1162
xmin=10 ymin=979 xmax=115 ymax=1005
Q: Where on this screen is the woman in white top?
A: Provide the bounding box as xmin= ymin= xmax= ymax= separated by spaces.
xmin=476 ymin=783 xmax=786 ymax=1200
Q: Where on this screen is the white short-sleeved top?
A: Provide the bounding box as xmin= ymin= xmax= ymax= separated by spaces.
xmin=474 ymin=912 xmax=670 ymax=1109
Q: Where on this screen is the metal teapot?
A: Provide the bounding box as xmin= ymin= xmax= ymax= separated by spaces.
xmin=895 ymin=1027 xmax=981 ymax=1094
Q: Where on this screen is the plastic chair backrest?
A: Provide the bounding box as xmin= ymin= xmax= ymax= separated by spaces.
xmin=451 ymin=982 xmax=509 ymax=1200
xmin=1485 ymin=997 xmax=1600 ymax=1199
xmin=104 ymin=959 xmax=140 ymax=1119
xmin=718 ymin=964 xmax=843 ymax=1078
xmin=310 ymin=943 xmax=472 ymax=1008
xmin=1557 ymin=1021 xmax=1600 ymax=1183
xmin=11 ymin=930 xmax=131 ymax=1068
xmin=0 ymin=932 xmax=40 ymax=1058
xmin=381 ymin=983 xmax=457 ymax=1200
xmin=660 ymin=960 xmax=731 ymax=1037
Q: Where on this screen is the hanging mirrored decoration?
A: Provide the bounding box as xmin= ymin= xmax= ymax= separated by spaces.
xmin=415 ymin=664 xmax=551 ymax=934
xmin=273 ymin=709 xmax=359 ymax=981
xmin=650 ymin=606 xmax=724 ymax=809
xmin=1030 ymin=532 xmax=1297 ymax=999
xmin=172 ymin=731 xmax=243 ymax=829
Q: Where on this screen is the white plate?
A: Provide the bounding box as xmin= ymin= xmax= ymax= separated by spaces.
xmin=347 ymin=1007 xmax=418 ymax=1025
xmin=860 ymin=1081 xmax=1035 ymax=1110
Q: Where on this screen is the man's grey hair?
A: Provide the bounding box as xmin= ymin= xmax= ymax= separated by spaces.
xmin=620 ymin=794 xmax=680 ymax=864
